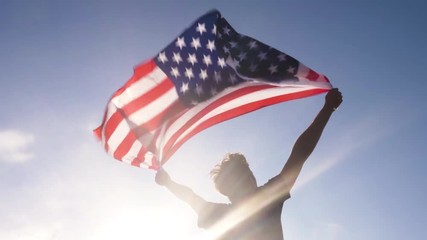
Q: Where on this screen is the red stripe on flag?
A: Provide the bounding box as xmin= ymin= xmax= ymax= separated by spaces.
xmin=93 ymin=126 xmax=102 ymax=140
xmin=133 ymin=100 xmax=186 ymax=136
xmin=121 ymin=78 xmax=174 ymax=115
xmin=94 ymin=60 xmax=158 ymax=139
xmin=162 ymin=88 xmax=329 ymax=161
xmin=306 ymin=69 xmax=320 ymax=81
xmin=105 ymin=99 xmax=186 ymax=159
xmin=112 ymin=60 xmax=158 ymax=98
xmin=102 ymin=78 xmax=173 ymax=147
xmin=131 ymin=145 xmax=147 ymax=167
xmin=161 ymin=84 xmax=277 ymax=162
xmin=113 ymin=131 xmax=137 ymax=160
xmin=103 ymin=110 xmax=124 ymax=150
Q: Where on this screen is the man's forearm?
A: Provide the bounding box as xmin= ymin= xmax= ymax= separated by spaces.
xmin=164 ymin=179 xmax=194 ymax=200
xmin=162 ymin=178 xmax=205 ymax=212
xmin=279 ymin=104 xmax=335 ymax=192
xmin=292 ymin=104 xmax=334 ymax=159
xmin=279 ymin=89 xmax=342 ymax=191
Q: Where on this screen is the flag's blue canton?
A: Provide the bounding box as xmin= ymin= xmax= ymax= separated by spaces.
xmin=154 ymin=10 xmax=300 ymax=106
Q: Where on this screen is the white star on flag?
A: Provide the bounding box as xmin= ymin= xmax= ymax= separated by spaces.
xmin=196 ymin=23 xmax=207 ymax=35
xmin=191 ymin=37 xmax=201 ymax=50
xmin=176 ymin=37 xmax=186 ymax=49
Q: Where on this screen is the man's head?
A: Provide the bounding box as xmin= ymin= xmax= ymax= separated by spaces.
xmin=210 ymin=153 xmax=257 ymax=201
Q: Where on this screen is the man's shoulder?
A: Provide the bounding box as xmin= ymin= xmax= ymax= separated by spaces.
xmin=259 ymin=175 xmax=281 ymax=188
xmin=257 ymin=175 xmax=291 ymax=202
xmin=197 ymin=202 xmax=231 ymax=228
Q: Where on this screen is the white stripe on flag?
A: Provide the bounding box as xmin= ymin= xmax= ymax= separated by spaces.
xmin=128 ymin=87 xmax=179 ymax=126
xmin=112 ymin=67 xmax=168 ymax=108
xmin=121 ymin=140 xmax=143 ymax=164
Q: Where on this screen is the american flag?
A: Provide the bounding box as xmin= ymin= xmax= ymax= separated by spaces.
xmin=94 ymin=10 xmax=332 ymax=169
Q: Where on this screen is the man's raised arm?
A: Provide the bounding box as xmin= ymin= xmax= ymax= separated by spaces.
xmin=155 ymin=168 xmax=207 ymax=213
xmin=278 ymin=88 xmax=343 ymax=193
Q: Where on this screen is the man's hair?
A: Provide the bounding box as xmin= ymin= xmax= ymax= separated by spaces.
xmin=210 ymin=153 xmax=257 ymax=195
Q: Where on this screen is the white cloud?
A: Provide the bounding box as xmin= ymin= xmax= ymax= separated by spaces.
xmin=0 ymin=129 xmax=35 ymax=163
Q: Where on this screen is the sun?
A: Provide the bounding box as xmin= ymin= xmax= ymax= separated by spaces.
xmin=89 ymin=205 xmax=205 ymax=240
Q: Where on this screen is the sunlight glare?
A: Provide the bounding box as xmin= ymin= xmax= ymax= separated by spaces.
xmin=89 ymin=205 xmax=200 ymax=240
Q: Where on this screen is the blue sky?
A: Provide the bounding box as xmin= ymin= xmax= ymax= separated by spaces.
xmin=1 ymin=0 xmax=426 ymax=239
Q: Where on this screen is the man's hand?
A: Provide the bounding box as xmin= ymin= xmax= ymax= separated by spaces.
xmin=155 ymin=168 xmax=207 ymax=213
xmin=325 ymin=88 xmax=343 ymax=111
xmin=155 ymin=168 xmax=171 ymax=186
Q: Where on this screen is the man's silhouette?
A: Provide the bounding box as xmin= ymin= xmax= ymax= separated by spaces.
xmin=156 ymin=88 xmax=343 ymax=240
